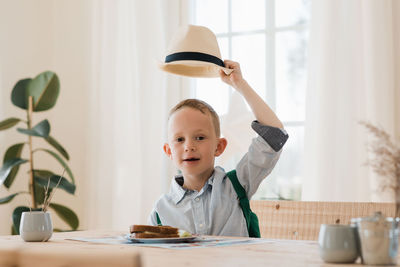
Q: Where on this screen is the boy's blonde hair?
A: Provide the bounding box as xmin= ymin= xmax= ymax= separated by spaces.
xmin=169 ymin=99 xmax=221 ymax=137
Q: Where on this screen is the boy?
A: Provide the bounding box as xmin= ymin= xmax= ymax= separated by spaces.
xmin=148 ymin=60 xmax=288 ymax=237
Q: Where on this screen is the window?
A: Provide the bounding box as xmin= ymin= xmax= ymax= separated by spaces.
xmin=188 ymin=0 xmax=310 ymax=200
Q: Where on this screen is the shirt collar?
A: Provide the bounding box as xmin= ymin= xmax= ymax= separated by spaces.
xmin=169 ymin=176 xmax=187 ymax=204
xmin=169 ymin=168 xmax=223 ymax=205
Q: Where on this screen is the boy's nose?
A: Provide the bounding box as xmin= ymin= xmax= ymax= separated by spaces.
xmin=184 ymin=144 xmax=196 ymax=152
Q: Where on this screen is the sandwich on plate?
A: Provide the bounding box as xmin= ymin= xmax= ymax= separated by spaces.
xmin=129 ymin=225 xmax=180 ymax=238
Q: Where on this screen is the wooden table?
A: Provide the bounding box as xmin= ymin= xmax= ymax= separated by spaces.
xmin=0 ymin=230 xmax=387 ymax=267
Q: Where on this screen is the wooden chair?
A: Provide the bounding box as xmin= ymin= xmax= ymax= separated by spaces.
xmin=250 ymin=200 xmax=396 ymax=240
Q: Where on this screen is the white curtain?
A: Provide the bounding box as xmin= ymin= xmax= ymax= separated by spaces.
xmin=303 ymin=0 xmax=400 ymax=202
xmin=87 ymin=0 xmax=190 ymax=230
xmin=0 ymin=0 xmax=192 ymax=234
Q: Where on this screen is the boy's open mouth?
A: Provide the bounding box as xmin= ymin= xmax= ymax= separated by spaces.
xmin=183 ymin=157 xmax=200 ymax=162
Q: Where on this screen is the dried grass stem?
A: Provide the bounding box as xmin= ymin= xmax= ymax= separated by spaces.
xmin=361 ymin=121 xmax=400 ymax=216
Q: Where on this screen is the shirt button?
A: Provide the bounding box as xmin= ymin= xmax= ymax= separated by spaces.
xmin=195 ymin=198 xmax=200 ymax=202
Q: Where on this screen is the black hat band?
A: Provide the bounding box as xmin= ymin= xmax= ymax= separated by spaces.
xmin=165 ymin=52 xmax=225 ymax=67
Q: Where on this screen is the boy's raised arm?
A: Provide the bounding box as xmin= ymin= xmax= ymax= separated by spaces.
xmin=219 ymin=60 xmax=284 ymax=129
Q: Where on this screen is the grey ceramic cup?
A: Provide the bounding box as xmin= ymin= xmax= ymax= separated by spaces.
xmin=318 ymin=224 xmax=359 ymax=263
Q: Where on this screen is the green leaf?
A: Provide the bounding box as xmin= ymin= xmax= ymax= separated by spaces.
xmin=45 ymin=136 xmax=69 ymax=160
xmin=0 ymin=192 xmax=20 ymax=204
xmin=3 ymin=143 xmax=25 ymax=188
xmin=35 ymin=149 xmax=74 ymax=184
xmin=11 ymin=225 xmax=17 ymax=235
xmin=32 ymin=169 xmax=54 ymax=205
xmin=35 ymin=183 xmax=47 ymax=205
xmin=35 ymin=175 xmax=75 ymax=195
xmin=53 ymin=228 xmax=75 ymax=232
xmin=49 ymin=203 xmax=79 ymax=230
xmin=17 ymin=119 xmax=50 ymax=138
xmin=0 ymin=158 xmax=28 ymax=187
xmin=28 ymin=71 xmax=60 ymax=112
xmin=0 ymin=117 xmax=21 ymax=131
xmin=33 ymin=169 xmax=54 ymax=178
xmin=11 ymin=78 xmax=31 ymax=110
xmin=12 ymin=206 xmax=30 ymax=234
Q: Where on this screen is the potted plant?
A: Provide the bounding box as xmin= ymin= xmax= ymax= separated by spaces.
xmin=356 ymin=121 xmax=400 ymax=265
xmin=0 ymin=71 xmax=79 ymax=234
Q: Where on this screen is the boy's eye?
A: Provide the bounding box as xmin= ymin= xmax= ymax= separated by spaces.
xmin=196 ymin=136 xmax=205 ymax=141
xmin=176 ymin=137 xmax=184 ymax=142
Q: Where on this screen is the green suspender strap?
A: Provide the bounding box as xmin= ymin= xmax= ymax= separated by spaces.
xmin=156 ymin=212 xmax=162 ymax=226
xmin=226 ymin=170 xmax=261 ymax=238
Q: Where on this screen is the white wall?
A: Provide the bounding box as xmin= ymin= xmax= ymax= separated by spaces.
xmin=0 ymin=0 xmax=92 ymax=235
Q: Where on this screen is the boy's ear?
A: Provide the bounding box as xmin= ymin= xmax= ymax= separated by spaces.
xmin=163 ymin=143 xmax=172 ymax=159
xmin=215 ymin=137 xmax=227 ymax=157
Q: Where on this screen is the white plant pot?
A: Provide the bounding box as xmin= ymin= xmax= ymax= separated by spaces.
xmin=19 ymin=211 xmax=53 ymax=242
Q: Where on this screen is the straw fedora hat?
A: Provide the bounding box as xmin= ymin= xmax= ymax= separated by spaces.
xmin=159 ymin=25 xmax=233 ymax=78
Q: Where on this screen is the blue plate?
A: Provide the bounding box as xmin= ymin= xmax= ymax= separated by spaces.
xmin=124 ymin=234 xmax=198 ymax=243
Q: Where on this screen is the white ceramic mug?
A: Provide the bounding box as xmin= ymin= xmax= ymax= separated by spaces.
xmin=318 ymin=224 xmax=359 ymax=263
xmin=19 ymin=211 xmax=53 ymax=242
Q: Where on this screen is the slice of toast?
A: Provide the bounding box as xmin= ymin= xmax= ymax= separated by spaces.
xmin=130 ymin=225 xmax=179 ymax=234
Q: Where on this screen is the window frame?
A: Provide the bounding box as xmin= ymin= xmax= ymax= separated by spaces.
xmin=185 ymin=0 xmax=309 ymax=199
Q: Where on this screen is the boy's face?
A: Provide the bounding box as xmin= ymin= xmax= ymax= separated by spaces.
xmin=164 ymin=107 xmax=227 ymax=179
